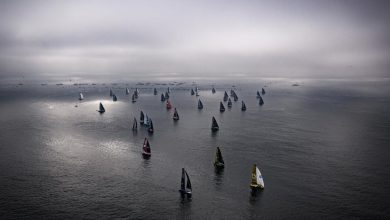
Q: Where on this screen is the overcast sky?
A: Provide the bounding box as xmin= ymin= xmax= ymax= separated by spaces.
xmin=0 ymin=0 xmax=389 ymax=79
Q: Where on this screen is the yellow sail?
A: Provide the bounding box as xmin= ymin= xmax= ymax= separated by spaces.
xmin=250 ymin=164 xmax=259 ymax=188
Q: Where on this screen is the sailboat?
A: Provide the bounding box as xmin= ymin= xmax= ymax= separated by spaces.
xmin=250 ymin=164 xmax=265 ymax=192
xmin=132 ymin=117 xmax=138 ymax=131
xmin=144 ymin=114 xmax=149 ymax=126
xmin=195 ymin=87 xmax=199 ymax=96
xmin=131 ymin=93 xmax=136 ymax=103
xmin=140 ymin=111 xmax=145 ymax=125
xmin=262 ymin=88 xmax=266 ymax=95
xmin=227 ymin=98 xmax=232 ymax=108
xmin=259 ymin=96 xmax=264 ymax=105
xmin=198 ymin=99 xmax=203 ymax=109
xmin=166 ymin=100 xmax=172 ymax=109
xmin=256 ymin=91 xmax=261 ymax=98
xmin=161 ymin=93 xmax=166 ymax=101
xmin=223 ymin=91 xmax=228 ymax=102
xmin=220 ymin=102 xmax=225 ymax=112
xmin=191 ymin=89 xmax=195 ymax=96
xmin=233 ymin=93 xmax=238 ymax=101
xmin=142 ymin=138 xmax=151 ymax=158
xmin=165 ymin=91 xmax=169 ymax=99
xmin=79 ymin=92 xmax=84 ymax=100
xmin=214 ymin=147 xmax=225 ymax=168
xmin=179 ymin=168 xmax=192 ymax=198
xmin=173 ymin=108 xmax=179 ymax=120
xmin=154 ymin=88 xmax=158 ymax=95
xmin=212 ymin=87 xmax=216 ymax=93
xmin=97 ymin=102 xmax=105 ymax=113
xmin=110 ymin=88 xmax=113 ymax=97
xmin=148 ymin=119 xmax=154 ymax=133
xmin=241 ymin=101 xmax=247 ymax=111
xmin=113 ymin=94 xmax=118 ymax=101
xmin=126 ymin=88 xmax=130 ymax=95
xmin=211 ymin=116 xmax=219 ymax=131
xmin=167 ymin=87 xmax=170 ymax=93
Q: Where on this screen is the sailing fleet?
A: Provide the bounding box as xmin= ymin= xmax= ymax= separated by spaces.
xmin=82 ymin=85 xmax=268 ymax=197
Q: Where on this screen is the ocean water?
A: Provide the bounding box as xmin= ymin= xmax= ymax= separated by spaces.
xmin=0 ymin=78 xmax=389 ymax=219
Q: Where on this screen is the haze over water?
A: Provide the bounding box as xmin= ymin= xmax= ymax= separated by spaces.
xmin=1 ymin=78 xmax=389 ymax=219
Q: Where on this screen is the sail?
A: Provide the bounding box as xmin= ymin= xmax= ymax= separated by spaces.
xmin=198 ymin=99 xmax=203 ymax=109
xmin=113 ymin=94 xmax=117 ymax=101
xmin=173 ymin=108 xmax=179 ymax=120
xmin=154 ymin=88 xmax=157 ymax=95
xmin=143 ymin=138 xmax=151 ymax=153
xmin=220 ymin=102 xmax=225 ymax=112
xmin=256 ymin=167 xmax=264 ymax=188
xmin=212 ymin=87 xmax=216 ymax=93
xmin=214 ymin=147 xmax=224 ymax=167
xmin=211 ymin=116 xmax=219 ymax=130
xmin=140 ymin=111 xmax=145 ymax=124
xmin=262 ymin=88 xmax=265 ymax=95
xmin=251 ymin=164 xmax=258 ymax=187
xmin=257 ymin=91 xmax=261 ymax=98
xmin=132 ymin=93 xmax=136 ymax=102
xmin=241 ymin=101 xmax=246 ymax=111
xmin=191 ymin=89 xmax=195 ymax=95
xmin=259 ymin=96 xmax=264 ymax=105
xmin=185 ymin=170 xmax=192 ymax=190
xmin=223 ymin=91 xmax=228 ymax=101
xmin=181 ymin=168 xmax=186 ymax=191
xmin=227 ymin=98 xmax=232 ymax=107
xmin=161 ymin=93 xmax=165 ymax=101
xmin=99 ymin=102 xmax=105 ymax=113
xmin=167 ymin=87 xmax=170 ymax=93
xmin=126 ymin=88 xmax=130 ymax=95
xmin=165 ymin=91 xmax=169 ymax=99
xmin=133 ymin=117 xmax=137 ymax=130
xmin=79 ymin=93 xmax=84 ymax=100
xmin=148 ymin=120 xmax=154 ymax=133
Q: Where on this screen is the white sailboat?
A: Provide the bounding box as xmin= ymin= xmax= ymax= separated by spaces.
xmin=250 ymin=164 xmax=264 ymax=191
xmin=79 ymin=92 xmax=84 ymax=100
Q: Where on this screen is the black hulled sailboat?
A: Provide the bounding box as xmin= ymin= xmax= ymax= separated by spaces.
xmin=97 ymin=102 xmax=105 ymax=113
xmin=220 ymin=102 xmax=225 ymax=112
xmin=227 ymin=98 xmax=232 ymax=108
xmin=198 ymin=99 xmax=203 ymax=109
xmin=241 ymin=101 xmax=247 ymax=111
xmin=142 ymin=138 xmax=151 ymax=158
xmin=259 ymin=96 xmax=264 ymax=106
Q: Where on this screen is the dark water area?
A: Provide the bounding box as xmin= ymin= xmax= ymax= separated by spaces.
xmin=0 ymin=78 xmax=389 ymax=219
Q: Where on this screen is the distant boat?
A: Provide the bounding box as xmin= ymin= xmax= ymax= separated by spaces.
xmin=110 ymin=88 xmax=113 ymax=97
xmin=233 ymin=92 xmax=238 ymax=101
xmin=223 ymin=91 xmax=228 ymax=102
xmin=140 ymin=111 xmax=145 ymax=125
xmin=220 ymin=102 xmax=225 ymax=112
xmin=132 ymin=117 xmax=138 ymax=131
xmin=148 ymin=119 xmax=154 ymax=133
xmin=167 ymin=87 xmax=170 ymax=93
xmin=142 ymin=138 xmax=151 ymax=158
xmin=191 ymin=89 xmax=195 ymax=96
xmin=259 ymin=96 xmax=264 ymax=105
xmin=161 ymin=93 xmax=166 ymax=101
xmin=256 ymin=91 xmax=261 ymax=98
xmin=154 ymin=88 xmax=158 ymax=95
xmin=241 ymin=101 xmax=246 ymax=111
xmin=214 ymin=147 xmax=225 ymax=168
xmin=98 ymin=102 xmax=105 ymax=113
xmin=230 ymin=89 xmax=234 ymax=96
xmin=113 ymin=94 xmax=117 ymax=101
xmin=211 ymin=116 xmax=219 ymax=131
xmin=166 ymin=100 xmax=172 ymax=109
xmin=145 ymin=114 xmax=149 ymax=126
xmin=79 ymin=92 xmax=84 ymax=100
xmin=173 ymin=108 xmax=179 ymax=120
xmin=198 ymin=99 xmax=203 ymax=109
xmin=179 ymin=168 xmax=192 ymax=198
xmin=195 ymin=87 xmax=199 ymax=96
xmin=227 ymin=98 xmax=232 ymax=108
xmin=131 ymin=93 xmax=136 ymax=103
xmin=126 ymin=88 xmax=130 ymax=95
xmin=250 ymin=164 xmax=264 ymax=192
xmin=212 ymin=87 xmax=216 ymax=93
xmin=262 ymin=88 xmax=266 ymax=95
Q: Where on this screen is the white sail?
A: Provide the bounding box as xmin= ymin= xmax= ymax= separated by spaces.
xmin=79 ymin=93 xmax=84 ymax=100
xmin=256 ymin=167 xmax=265 ymax=188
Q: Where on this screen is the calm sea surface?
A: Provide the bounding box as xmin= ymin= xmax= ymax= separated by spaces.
xmin=0 ymin=78 xmax=389 ymax=219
